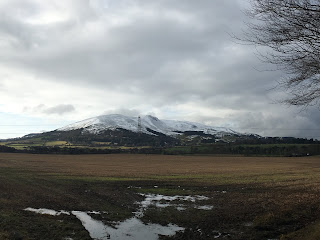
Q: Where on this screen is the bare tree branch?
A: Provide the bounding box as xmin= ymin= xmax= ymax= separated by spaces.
xmin=240 ymin=0 xmax=320 ymax=106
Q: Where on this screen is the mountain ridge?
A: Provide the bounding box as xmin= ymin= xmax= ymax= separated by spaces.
xmin=57 ymin=114 xmax=240 ymax=138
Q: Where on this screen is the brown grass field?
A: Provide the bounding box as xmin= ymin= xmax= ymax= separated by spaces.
xmin=1 ymin=153 xmax=320 ymax=239
xmin=1 ymin=153 xmax=319 ymax=177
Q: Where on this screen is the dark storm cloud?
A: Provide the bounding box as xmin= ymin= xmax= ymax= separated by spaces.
xmin=0 ymin=0 xmax=246 ymax=99
xmin=225 ymin=108 xmax=320 ymax=139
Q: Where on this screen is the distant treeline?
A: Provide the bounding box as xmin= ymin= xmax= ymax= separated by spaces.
xmin=163 ymin=144 xmax=320 ymax=156
xmin=235 ymin=137 xmax=318 ymax=145
xmin=0 ymin=145 xmax=163 ymax=155
xmin=1 ymin=143 xmax=320 ymax=156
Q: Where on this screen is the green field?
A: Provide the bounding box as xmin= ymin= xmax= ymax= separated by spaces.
xmin=0 ymin=139 xmax=69 ymax=150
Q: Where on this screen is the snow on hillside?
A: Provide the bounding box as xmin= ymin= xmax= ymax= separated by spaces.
xmin=58 ymin=114 xmax=239 ymax=136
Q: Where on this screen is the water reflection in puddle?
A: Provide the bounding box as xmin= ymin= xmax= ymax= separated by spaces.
xmin=25 ymin=209 xmax=183 ymax=240
xmin=72 ymin=211 xmax=184 ymax=240
xmin=24 ymin=208 xmax=70 ymax=216
xmin=195 ymin=205 xmax=214 ymax=210
xmin=24 ymin=193 xmax=212 ymax=240
xmin=72 ymin=211 xmax=111 ymax=240
xmin=139 ymin=193 xmax=212 ymax=211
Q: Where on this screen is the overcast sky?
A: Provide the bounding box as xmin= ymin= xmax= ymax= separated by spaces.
xmin=0 ymin=0 xmax=319 ymax=139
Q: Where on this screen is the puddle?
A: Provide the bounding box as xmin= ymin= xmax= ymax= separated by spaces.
xmin=212 ymin=231 xmax=231 ymax=239
xmin=140 ymin=194 xmax=209 ymax=203
xmin=127 ymin=186 xmax=141 ymax=189
xmin=214 ymin=190 xmax=227 ymax=194
xmin=195 ymin=205 xmax=214 ymax=210
xmin=72 ymin=211 xmax=111 ymax=239
xmin=177 ymin=206 xmax=186 ymax=211
xmin=139 ymin=194 xmax=212 ymax=211
xmin=214 ymin=232 xmax=222 ymax=238
xmin=24 ymin=208 xmax=70 ymax=216
xmin=25 ymin=208 xmax=183 ymax=240
xmin=244 ymin=222 xmax=253 ymax=227
xmin=24 ymin=193 xmax=212 ymax=240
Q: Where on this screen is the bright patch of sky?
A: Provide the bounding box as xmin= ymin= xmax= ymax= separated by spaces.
xmin=0 ymin=112 xmax=69 ymax=139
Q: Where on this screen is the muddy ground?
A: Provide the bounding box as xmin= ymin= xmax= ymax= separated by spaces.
xmin=1 ymin=153 xmax=320 ymax=239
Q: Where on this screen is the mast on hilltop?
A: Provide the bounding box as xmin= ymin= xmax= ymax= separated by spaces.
xmin=137 ymin=116 xmax=142 ymax=134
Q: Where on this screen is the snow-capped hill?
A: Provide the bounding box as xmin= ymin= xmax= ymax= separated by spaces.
xmin=59 ymin=114 xmax=137 ymax=132
xmin=58 ymin=114 xmax=239 ymax=137
xmin=162 ymin=119 xmax=236 ymax=136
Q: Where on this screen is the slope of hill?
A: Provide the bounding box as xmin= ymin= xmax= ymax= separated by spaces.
xmin=58 ymin=114 xmax=238 ymax=137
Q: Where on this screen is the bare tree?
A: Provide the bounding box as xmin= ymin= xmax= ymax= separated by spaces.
xmin=243 ymin=0 xmax=320 ymax=106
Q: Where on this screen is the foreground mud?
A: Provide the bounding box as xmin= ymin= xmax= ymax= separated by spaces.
xmin=1 ymin=153 xmax=320 ymax=239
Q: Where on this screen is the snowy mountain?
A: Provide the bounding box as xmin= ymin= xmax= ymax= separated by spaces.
xmin=58 ymin=114 xmax=239 ymax=137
